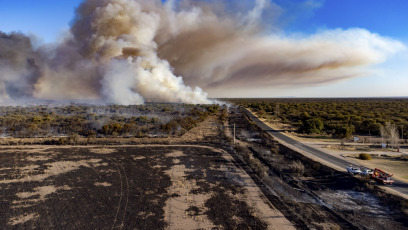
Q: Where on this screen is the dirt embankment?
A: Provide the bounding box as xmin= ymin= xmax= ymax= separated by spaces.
xmin=227 ymin=106 xmax=408 ymax=230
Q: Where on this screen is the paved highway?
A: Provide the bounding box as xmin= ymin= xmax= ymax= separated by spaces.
xmin=242 ymin=107 xmax=408 ymax=196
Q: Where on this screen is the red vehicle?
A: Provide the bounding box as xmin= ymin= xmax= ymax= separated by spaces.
xmin=371 ymin=168 xmax=394 ymax=185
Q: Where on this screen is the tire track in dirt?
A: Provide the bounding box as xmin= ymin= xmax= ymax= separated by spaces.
xmin=109 ymin=158 xmax=129 ymax=230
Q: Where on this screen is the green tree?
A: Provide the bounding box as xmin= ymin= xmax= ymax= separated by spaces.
xmin=333 ymin=125 xmax=355 ymax=138
xmin=299 ymin=118 xmax=324 ymax=134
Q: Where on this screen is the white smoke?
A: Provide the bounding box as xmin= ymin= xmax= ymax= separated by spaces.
xmin=0 ymin=0 xmax=405 ymax=104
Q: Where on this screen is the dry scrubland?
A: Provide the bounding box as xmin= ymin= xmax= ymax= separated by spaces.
xmin=0 ymin=103 xmax=408 ymax=229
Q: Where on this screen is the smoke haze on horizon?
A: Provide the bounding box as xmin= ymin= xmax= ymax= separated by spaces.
xmin=0 ymin=0 xmax=405 ymax=104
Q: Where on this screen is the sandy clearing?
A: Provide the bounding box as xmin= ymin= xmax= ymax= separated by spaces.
xmin=89 ymin=148 xmax=117 ymax=154
xmin=0 ymin=158 xmax=104 ymax=184
xmin=12 ymin=185 xmax=72 ymax=209
xmin=8 ymin=213 xmax=39 ymax=226
xmin=132 ymin=156 xmax=146 ymax=160
xmin=166 ymin=150 xmax=184 ymax=158
xmin=26 ymin=155 xmax=53 ymax=161
xmin=164 ymin=151 xmax=216 ymax=230
xmin=16 ymin=185 xmax=57 ymax=200
xmin=94 ymin=182 xmax=112 ymax=187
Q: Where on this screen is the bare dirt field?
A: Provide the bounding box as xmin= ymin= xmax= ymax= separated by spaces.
xmin=0 ymin=145 xmax=292 ymax=229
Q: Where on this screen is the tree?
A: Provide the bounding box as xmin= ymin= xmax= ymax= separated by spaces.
xmin=380 ymin=122 xmax=399 ymax=148
xmin=299 ymin=118 xmax=324 ymax=134
xmin=390 ymin=127 xmax=399 ymax=148
xmin=333 ymin=125 xmax=355 ymax=139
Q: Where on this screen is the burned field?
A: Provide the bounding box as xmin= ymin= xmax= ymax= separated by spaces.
xmin=0 ymin=145 xmax=288 ymax=229
xmin=1 ymin=103 xmax=408 ymax=230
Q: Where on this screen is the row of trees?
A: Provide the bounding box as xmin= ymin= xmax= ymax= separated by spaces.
xmin=229 ymin=98 xmax=408 ymax=140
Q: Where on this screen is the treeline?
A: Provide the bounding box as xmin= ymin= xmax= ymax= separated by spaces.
xmin=0 ymin=104 xmax=220 ymax=138
xmin=228 ymin=98 xmax=408 ymax=139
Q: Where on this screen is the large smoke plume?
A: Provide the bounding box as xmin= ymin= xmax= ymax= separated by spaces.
xmin=0 ymin=0 xmax=404 ymax=104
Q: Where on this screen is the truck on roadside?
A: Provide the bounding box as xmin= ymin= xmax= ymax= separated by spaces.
xmin=371 ymin=168 xmax=394 ymax=185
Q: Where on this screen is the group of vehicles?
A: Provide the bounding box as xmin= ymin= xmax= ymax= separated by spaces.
xmin=346 ymin=166 xmax=394 ymax=185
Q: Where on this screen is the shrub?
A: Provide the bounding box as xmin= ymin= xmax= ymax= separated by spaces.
xmin=400 ymin=154 xmax=408 ymax=161
xmin=58 ymin=137 xmax=68 ymax=145
xmin=270 ymin=146 xmax=279 ymax=155
xmin=359 ymin=153 xmax=372 ymax=160
xmin=68 ymin=133 xmax=80 ymax=144
xmin=289 ymin=160 xmax=305 ymax=176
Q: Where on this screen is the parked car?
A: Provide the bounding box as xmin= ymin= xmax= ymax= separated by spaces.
xmin=347 ymin=166 xmax=362 ymax=175
xmin=361 ymin=169 xmax=374 ymax=176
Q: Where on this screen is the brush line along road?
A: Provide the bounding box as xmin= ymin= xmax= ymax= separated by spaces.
xmin=242 ymin=107 xmax=408 ymax=196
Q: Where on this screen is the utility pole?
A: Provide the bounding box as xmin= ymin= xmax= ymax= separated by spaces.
xmin=233 ymin=123 xmax=236 ymax=144
xmin=402 ymin=125 xmax=404 ymax=142
xmin=369 ymin=129 xmax=371 ymax=144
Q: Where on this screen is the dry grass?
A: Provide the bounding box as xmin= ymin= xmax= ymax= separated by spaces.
xmin=288 ymin=160 xmax=305 ymax=176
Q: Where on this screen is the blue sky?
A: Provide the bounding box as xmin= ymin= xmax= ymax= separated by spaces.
xmin=276 ymin=0 xmax=408 ymax=42
xmin=0 ymin=0 xmax=83 ymax=42
xmin=0 ymin=0 xmax=407 ymax=97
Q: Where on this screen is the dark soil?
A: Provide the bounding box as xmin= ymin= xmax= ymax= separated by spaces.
xmin=0 ymin=146 xmax=265 ymax=229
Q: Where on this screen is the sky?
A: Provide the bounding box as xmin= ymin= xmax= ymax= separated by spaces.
xmin=0 ymin=0 xmax=407 ymax=99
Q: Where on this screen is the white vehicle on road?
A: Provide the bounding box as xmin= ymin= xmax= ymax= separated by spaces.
xmin=347 ymin=166 xmax=362 ymax=175
xmin=361 ymin=169 xmax=374 ymax=176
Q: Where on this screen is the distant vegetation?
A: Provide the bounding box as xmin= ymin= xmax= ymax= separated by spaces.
xmin=228 ymin=98 xmax=408 ymax=139
xmin=0 ymin=104 xmax=220 ymax=138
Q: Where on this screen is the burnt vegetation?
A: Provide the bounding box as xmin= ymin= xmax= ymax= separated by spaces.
xmin=0 ymin=104 xmax=219 ymax=138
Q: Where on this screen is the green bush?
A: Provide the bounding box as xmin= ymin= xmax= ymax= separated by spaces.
xmin=359 ymin=153 xmax=372 ymax=160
